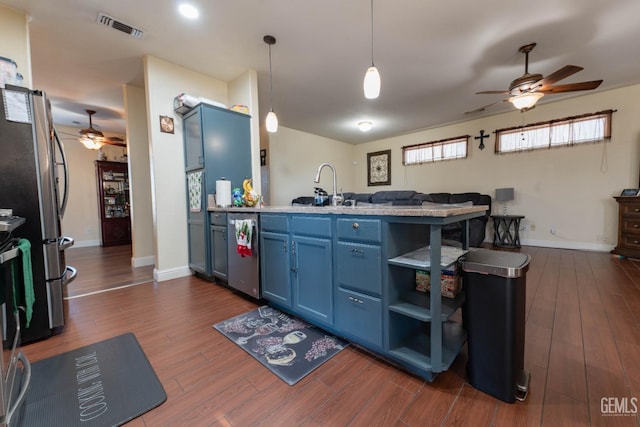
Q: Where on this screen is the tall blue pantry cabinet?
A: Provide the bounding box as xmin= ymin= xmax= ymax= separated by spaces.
xmin=183 ymin=103 xmax=251 ymax=277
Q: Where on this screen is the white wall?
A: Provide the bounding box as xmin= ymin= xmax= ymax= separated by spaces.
xmin=124 ymin=84 xmax=154 ymax=267
xmin=267 ymin=126 xmax=356 ymax=206
xmin=0 ymin=4 xmax=31 ymax=88
xmin=352 ymin=84 xmax=640 ymax=250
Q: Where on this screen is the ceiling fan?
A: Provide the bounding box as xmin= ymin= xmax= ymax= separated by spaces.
xmin=75 ymin=109 xmax=126 ymax=149
xmin=465 ymin=42 xmax=603 ymax=114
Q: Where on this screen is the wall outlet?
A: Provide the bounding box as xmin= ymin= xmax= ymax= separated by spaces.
xmin=530 ymin=223 xmax=536 ymax=232
xmin=85 ymin=226 xmax=93 ymax=236
xmin=550 ymin=226 xmax=557 ymax=235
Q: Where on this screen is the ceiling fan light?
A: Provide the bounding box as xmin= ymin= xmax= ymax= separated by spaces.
xmin=363 ymin=66 xmax=381 ymax=99
xmin=510 ymin=92 xmax=544 ymax=110
xmin=358 ymin=121 xmax=373 ymax=132
xmin=266 ymin=110 xmax=278 ymax=133
xmin=80 ymin=137 xmax=104 ymax=150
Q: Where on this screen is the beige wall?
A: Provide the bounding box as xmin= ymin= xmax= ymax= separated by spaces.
xmin=350 ymin=85 xmax=640 ymax=250
xmin=267 ymin=126 xmax=356 ymax=206
xmin=144 ymin=55 xmax=263 ymax=281
xmin=0 ymin=4 xmax=31 ymax=88
xmin=124 ymin=84 xmax=154 ymax=267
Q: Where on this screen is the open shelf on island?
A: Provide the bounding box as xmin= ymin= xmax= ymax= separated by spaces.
xmin=387 ymin=319 xmax=466 ymax=373
xmin=388 ymin=290 xmax=465 ymax=322
xmin=388 ymin=245 xmax=467 ymax=270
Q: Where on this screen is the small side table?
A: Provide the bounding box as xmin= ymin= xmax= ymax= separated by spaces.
xmin=491 ymin=215 xmax=525 ymax=248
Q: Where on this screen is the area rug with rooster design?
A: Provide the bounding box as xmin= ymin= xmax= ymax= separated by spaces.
xmin=213 ymin=306 xmax=348 ymax=385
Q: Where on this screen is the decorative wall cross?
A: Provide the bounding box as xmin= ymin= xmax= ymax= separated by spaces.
xmin=475 ymin=129 xmax=489 ymax=150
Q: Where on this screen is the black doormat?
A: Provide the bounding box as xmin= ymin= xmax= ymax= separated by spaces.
xmin=17 ymin=333 xmax=166 ymax=427
xmin=213 ymin=306 xmax=348 ymax=385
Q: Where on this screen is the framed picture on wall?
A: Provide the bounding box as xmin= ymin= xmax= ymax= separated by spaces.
xmin=367 ymin=149 xmax=391 ymax=186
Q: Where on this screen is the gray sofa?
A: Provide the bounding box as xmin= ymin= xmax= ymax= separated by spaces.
xmin=292 ymin=190 xmax=491 ymax=247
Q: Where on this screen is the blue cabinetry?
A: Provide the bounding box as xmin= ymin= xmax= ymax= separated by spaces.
xmin=335 ymin=217 xmax=383 ymax=349
xmin=260 ymin=214 xmax=291 ymax=306
xmin=260 ymin=214 xmax=333 ymax=327
xmin=210 ymin=212 xmax=228 ymax=280
xmin=183 ymin=104 xmax=251 ymax=277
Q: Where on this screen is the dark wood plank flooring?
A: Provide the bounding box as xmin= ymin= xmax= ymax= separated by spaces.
xmin=64 ymin=245 xmax=154 ymax=298
xmin=21 ymin=246 xmax=640 ymax=426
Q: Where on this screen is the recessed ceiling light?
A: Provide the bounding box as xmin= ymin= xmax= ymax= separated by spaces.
xmin=358 ymin=121 xmax=373 ymax=132
xmin=178 ymin=3 xmax=199 ymax=19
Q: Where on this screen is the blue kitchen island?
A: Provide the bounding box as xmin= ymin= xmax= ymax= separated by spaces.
xmin=211 ymin=203 xmax=488 ymax=381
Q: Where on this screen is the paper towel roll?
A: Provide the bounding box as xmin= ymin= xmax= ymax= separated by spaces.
xmin=216 ymin=179 xmax=231 ymax=207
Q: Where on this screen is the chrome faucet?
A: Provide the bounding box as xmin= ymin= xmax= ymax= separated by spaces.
xmin=314 ymin=162 xmax=342 ymax=206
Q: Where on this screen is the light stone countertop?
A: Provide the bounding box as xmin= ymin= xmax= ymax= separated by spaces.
xmin=208 ymin=203 xmax=488 ymax=218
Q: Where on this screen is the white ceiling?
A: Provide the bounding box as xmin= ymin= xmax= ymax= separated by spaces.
xmin=3 ymin=0 xmax=640 ymax=144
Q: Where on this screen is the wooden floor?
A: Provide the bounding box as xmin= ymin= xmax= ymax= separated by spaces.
xmin=64 ymin=245 xmax=154 ymax=298
xmin=21 ymin=246 xmax=640 ymax=426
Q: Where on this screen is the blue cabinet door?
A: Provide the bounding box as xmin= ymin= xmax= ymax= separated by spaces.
xmin=260 ymin=231 xmax=292 ymax=307
xmin=183 ymin=108 xmax=203 ymax=172
xmin=292 ymin=235 xmax=333 ymax=326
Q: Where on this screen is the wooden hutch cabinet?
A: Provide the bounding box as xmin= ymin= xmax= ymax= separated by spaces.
xmin=612 ymin=196 xmax=640 ymax=259
xmin=95 ymin=161 xmax=131 ymax=246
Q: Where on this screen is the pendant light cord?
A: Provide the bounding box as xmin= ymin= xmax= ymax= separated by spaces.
xmin=268 ymin=43 xmax=274 ymax=112
xmin=370 ymin=0 xmax=375 ymax=66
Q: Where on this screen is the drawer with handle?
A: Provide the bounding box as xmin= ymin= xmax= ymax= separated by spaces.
xmin=621 ymin=203 xmax=640 ymax=216
xmin=336 ymin=218 xmax=382 ymax=243
xmin=622 ymin=234 xmax=640 ymax=249
xmin=336 ymin=242 xmax=382 ymax=295
xmin=622 ymin=218 xmax=640 ymax=233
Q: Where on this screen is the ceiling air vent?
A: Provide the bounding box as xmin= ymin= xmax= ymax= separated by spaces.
xmin=96 ymin=12 xmax=144 ymax=39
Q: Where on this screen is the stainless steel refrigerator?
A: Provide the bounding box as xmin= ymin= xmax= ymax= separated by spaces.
xmin=0 ymin=85 xmax=76 ymax=344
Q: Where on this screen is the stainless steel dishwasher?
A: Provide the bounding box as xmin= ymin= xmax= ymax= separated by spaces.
xmin=227 ymin=213 xmax=260 ymax=299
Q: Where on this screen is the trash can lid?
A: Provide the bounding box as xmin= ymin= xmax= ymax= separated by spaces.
xmin=461 ymin=249 xmax=530 ymax=278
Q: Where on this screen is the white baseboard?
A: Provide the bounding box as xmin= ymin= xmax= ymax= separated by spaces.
xmin=520 ymin=238 xmax=614 ymax=252
xmin=153 ymin=266 xmax=192 ymax=282
xmin=72 ymin=240 xmax=100 ymax=248
xmin=132 ymin=255 xmax=155 ymax=267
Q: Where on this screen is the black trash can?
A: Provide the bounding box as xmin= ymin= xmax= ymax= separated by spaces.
xmin=461 ymin=249 xmax=531 ymax=403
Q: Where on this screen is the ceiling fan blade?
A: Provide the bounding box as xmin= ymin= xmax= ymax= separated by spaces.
xmin=102 ymin=140 xmax=127 ymax=147
xmin=476 ymin=90 xmax=510 ymax=95
xmin=538 ymin=65 xmax=583 ymax=88
xmin=538 ymin=80 xmax=603 ymax=94
xmin=464 ymin=98 xmax=510 ymax=115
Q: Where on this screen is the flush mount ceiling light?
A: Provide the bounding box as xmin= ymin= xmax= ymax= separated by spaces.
xmin=358 ymin=121 xmax=373 ymax=132
xmin=363 ymin=0 xmax=381 ymax=99
xmin=509 ymin=92 xmax=544 ymax=110
xmin=264 ymin=35 xmax=278 ymax=133
xmin=178 ymin=3 xmax=199 ymax=19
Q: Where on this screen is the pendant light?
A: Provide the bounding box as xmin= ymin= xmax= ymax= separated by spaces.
xmin=264 ymin=35 xmax=278 ymax=133
xmin=363 ymin=0 xmax=380 ymax=99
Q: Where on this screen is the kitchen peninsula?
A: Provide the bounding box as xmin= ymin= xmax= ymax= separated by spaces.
xmin=211 ymin=203 xmax=488 ymax=381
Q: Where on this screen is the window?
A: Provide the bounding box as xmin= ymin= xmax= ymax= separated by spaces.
xmin=402 ymin=135 xmax=469 ymax=165
xmin=495 ymin=110 xmax=614 ymax=154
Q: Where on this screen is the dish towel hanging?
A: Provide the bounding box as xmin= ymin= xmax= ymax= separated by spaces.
xmin=234 ymin=219 xmax=254 ymax=257
xmin=10 ymin=239 xmax=35 ymax=327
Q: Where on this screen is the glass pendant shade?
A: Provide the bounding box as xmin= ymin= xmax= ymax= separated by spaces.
xmin=364 ymin=66 xmax=381 ymax=99
xmin=510 ymin=92 xmax=544 ymax=110
xmin=266 ymin=110 xmax=278 ymax=133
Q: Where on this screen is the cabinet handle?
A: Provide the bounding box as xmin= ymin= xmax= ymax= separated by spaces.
xmin=348 ymin=296 xmax=364 ymax=304
xmin=635 ymin=241 xmax=639 ymax=244
xmin=635 ymin=208 xmax=639 ymax=212
xmin=352 ymin=222 xmax=359 ymax=229
xmin=283 ymin=241 xmax=287 ymax=252
xmin=351 ymin=248 xmax=364 ymax=254
xmin=635 ymin=224 xmax=639 ymax=228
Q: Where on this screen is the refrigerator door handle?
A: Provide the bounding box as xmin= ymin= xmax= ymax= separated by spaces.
xmin=58 ymin=236 xmax=75 ymax=251
xmin=62 ymin=265 xmax=77 ymax=286
xmin=53 ymin=127 xmax=70 ymax=218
